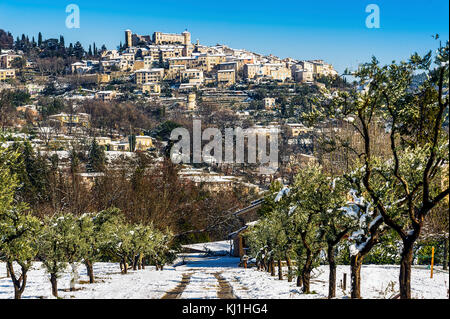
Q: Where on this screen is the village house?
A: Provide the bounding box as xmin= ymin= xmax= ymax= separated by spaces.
xmin=141 ymin=82 xmax=161 ymax=95
xmin=181 ymin=69 xmax=204 ymax=84
xmin=263 ymin=97 xmax=276 ymax=110
xmin=95 ymin=90 xmax=119 ymax=101
xmin=0 ymin=68 xmax=15 ymax=81
xmin=135 ymin=68 xmax=165 ymax=84
xmin=216 ymin=69 xmax=236 ymax=87
xmin=0 ymin=53 xmax=22 ymax=69
xmin=134 ymin=135 xmax=154 ymax=151
xmin=48 ymin=112 xmax=90 ymax=128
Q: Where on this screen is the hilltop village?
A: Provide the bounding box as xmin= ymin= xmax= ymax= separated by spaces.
xmin=0 ymin=28 xmax=349 ymax=192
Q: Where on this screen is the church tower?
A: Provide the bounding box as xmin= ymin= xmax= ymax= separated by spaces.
xmin=125 ymin=29 xmax=132 ymax=48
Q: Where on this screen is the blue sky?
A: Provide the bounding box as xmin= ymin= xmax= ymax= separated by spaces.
xmin=1 ymin=0 xmax=448 ymax=72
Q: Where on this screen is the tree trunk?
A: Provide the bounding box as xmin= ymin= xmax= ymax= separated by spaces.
xmin=7 ymin=262 xmax=27 ymax=299
xmin=138 ymin=253 xmax=143 ymax=270
xmin=262 ymin=255 xmax=267 ymax=271
xmin=270 ymin=260 xmax=275 ymax=276
xmin=301 ymin=248 xmax=313 ymax=293
xmin=69 ymin=263 xmax=79 ymax=291
xmin=277 ymin=260 xmax=283 ymax=280
xmin=302 ymin=270 xmax=311 ymax=293
xmin=121 ymin=259 xmax=128 ymax=274
xmin=350 ymin=254 xmax=363 ymax=299
xmin=133 ymin=255 xmax=139 ymax=271
xmin=443 ymin=237 xmax=448 ymax=271
xmin=399 ymin=240 xmax=414 ymax=299
xmin=85 ymin=260 xmax=94 ymax=283
xmin=328 ymin=244 xmax=337 ymax=299
xmin=6 ymin=264 xmax=10 ymax=278
xmin=50 ymin=273 xmax=58 ymax=297
xmin=296 ymin=275 xmax=302 ymax=287
xmin=286 ymin=254 xmax=293 ymax=282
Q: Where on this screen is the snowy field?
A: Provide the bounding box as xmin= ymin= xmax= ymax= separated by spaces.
xmin=0 ymin=262 xmax=183 ymax=299
xmin=174 ymin=253 xmax=449 ymax=299
xmin=221 ymin=264 xmax=449 ymax=299
xmin=0 ymin=241 xmax=448 ymax=299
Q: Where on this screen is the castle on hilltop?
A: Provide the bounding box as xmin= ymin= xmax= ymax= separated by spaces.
xmin=125 ymin=29 xmax=191 ymax=47
xmin=125 ymin=29 xmax=193 ymax=57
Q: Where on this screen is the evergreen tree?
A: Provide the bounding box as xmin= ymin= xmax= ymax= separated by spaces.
xmin=73 ymin=41 xmax=84 ymax=59
xmin=59 ymin=35 xmax=65 ymax=55
xmin=38 ymin=32 xmax=42 ymax=47
xmin=59 ymin=35 xmax=65 ymax=48
xmin=87 ymin=139 xmax=106 ymax=172
xmin=67 ymin=42 xmax=74 ymax=56
xmin=8 ymin=141 xmax=50 ymax=205
xmin=0 ymin=29 xmax=14 ymax=49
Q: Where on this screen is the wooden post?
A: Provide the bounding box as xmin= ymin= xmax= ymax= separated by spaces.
xmin=430 ymin=246 xmax=435 ymax=278
xmin=343 ymin=273 xmax=347 ymax=291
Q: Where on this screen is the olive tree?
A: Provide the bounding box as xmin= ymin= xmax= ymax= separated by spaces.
xmin=304 ymin=42 xmax=449 ymax=299
xmin=320 ymin=177 xmax=357 ymax=298
xmin=0 ymin=146 xmax=40 ymax=299
xmin=0 ymin=206 xmax=40 ymax=299
xmin=289 ymin=164 xmax=328 ymax=294
xmin=38 ymin=213 xmax=85 ymax=297
xmin=343 ymin=44 xmax=448 ymax=299
xmin=78 ymin=213 xmax=97 ymax=283
xmin=96 ymin=208 xmax=133 ymax=274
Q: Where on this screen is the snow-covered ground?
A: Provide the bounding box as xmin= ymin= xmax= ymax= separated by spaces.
xmin=0 ymin=241 xmax=448 ymax=299
xmin=0 ymin=262 xmax=182 ymax=299
xmin=175 ymin=253 xmax=449 ymax=299
xmin=180 ymin=272 xmax=219 ymax=299
xmin=222 ymin=264 xmax=449 ymax=299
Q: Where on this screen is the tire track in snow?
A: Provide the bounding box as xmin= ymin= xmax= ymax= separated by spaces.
xmin=214 ymin=272 xmax=238 ymax=299
xmin=179 ymin=271 xmax=219 ymax=299
xmin=161 ymin=273 xmax=192 ymax=299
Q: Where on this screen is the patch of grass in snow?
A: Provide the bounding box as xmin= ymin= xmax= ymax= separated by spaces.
xmin=78 ymin=279 xmax=105 ymax=284
xmin=60 ymin=287 xmax=85 ymax=292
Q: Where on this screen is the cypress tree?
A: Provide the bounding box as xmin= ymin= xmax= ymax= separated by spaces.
xmin=87 ymin=139 xmax=106 ymax=172
xmin=38 ymin=32 xmax=42 ymax=47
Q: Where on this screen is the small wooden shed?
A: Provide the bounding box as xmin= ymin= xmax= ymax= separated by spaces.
xmin=228 ymin=199 xmax=263 ymax=257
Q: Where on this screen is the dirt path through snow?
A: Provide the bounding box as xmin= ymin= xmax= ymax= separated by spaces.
xmin=161 ymin=273 xmax=193 ymax=299
xmin=214 ymin=272 xmax=238 ymax=299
